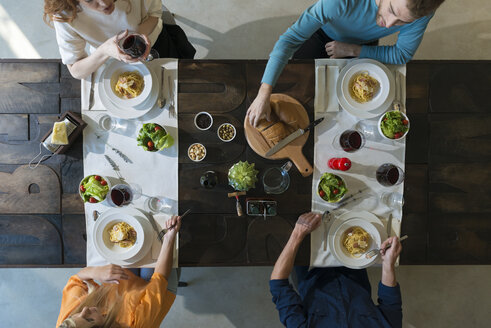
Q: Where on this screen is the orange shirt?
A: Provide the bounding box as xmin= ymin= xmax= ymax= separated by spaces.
xmin=56 ymin=270 xmax=176 ymax=328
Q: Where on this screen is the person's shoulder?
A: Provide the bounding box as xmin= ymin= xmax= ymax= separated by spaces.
xmin=316 ymin=0 xmax=354 ymax=16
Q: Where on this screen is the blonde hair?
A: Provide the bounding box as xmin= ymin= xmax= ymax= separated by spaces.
xmin=43 ymin=0 xmax=132 ymax=26
xmin=59 ymin=284 xmax=123 ymax=328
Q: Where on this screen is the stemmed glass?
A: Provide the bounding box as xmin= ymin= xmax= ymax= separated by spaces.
xmin=117 ymin=30 xmax=159 ymax=61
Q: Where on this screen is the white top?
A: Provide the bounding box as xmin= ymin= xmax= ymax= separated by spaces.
xmin=53 ymin=0 xmax=163 ymax=65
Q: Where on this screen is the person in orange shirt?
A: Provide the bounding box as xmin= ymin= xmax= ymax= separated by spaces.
xmin=56 ymin=215 xmax=181 ymax=328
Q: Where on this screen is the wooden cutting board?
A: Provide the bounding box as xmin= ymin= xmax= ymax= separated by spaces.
xmin=244 ymin=93 xmax=313 ymax=177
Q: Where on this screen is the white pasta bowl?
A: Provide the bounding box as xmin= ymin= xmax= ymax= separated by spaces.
xmin=102 ymin=60 xmax=152 ymax=108
xmin=331 ymin=218 xmax=381 ymax=269
xmin=93 ymin=208 xmax=152 ymax=262
xmin=341 ymin=61 xmax=390 ymax=112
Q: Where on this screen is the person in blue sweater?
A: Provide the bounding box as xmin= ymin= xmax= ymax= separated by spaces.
xmin=270 ymin=212 xmax=404 ymax=328
xmin=247 ymin=0 xmax=445 ymax=126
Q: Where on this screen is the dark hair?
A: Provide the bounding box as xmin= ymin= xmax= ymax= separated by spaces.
xmin=407 ymin=0 xmax=445 ymax=18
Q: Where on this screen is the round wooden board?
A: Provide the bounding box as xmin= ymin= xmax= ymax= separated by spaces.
xmin=244 ymin=93 xmax=313 ymax=177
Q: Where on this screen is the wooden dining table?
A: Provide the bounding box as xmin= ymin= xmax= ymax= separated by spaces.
xmin=0 ymin=59 xmax=489 ymax=267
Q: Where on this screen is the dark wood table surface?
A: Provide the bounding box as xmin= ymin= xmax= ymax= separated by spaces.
xmin=0 ymin=59 xmax=489 ymax=267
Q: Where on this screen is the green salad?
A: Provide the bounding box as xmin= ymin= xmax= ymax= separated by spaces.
xmin=380 ymin=111 xmax=409 ymax=139
xmin=318 ymin=173 xmax=347 ymax=203
xmin=79 ymin=175 xmax=109 ymax=203
xmin=228 ymin=161 xmax=259 ymax=191
xmin=137 ymin=123 xmax=174 ymax=151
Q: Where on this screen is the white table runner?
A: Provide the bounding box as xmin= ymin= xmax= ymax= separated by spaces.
xmin=311 ymin=58 xmax=406 ymax=267
xmin=81 ymin=59 xmax=179 ymax=268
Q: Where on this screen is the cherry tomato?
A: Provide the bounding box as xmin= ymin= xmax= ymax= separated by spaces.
xmin=148 ymin=146 xmax=154 ymax=151
xmin=319 ymin=190 xmax=326 ymax=198
xmin=100 ymin=180 xmax=107 ymax=186
xmin=394 ymin=132 xmax=403 ymax=139
xmin=333 ymin=189 xmax=339 ymax=195
xmin=154 ymin=126 xmax=162 ymax=131
xmin=79 ymin=185 xmax=86 ymax=192
xmin=402 ymin=119 xmax=409 ymax=125
xmin=94 ymin=175 xmax=101 ymax=181
xmin=383 ymin=117 xmax=388 ymax=121
xmin=89 ymin=197 xmax=97 ymax=203
xmin=147 ymin=140 xmax=154 ymax=148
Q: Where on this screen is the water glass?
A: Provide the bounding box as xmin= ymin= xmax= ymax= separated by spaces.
xmin=144 ymin=196 xmax=173 ymax=214
xmin=262 ymin=161 xmax=291 ymax=194
xmin=97 ymin=114 xmax=132 ymax=134
xmin=380 ymin=192 xmax=404 ymax=210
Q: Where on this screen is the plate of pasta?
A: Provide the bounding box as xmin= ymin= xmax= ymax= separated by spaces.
xmin=93 ymin=207 xmax=153 ymax=264
xmin=328 ymin=211 xmax=385 ymax=269
xmin=337 ymin=59 xmax=395 ymax=119
xmin=102 ymin=60 xmax=153 ymax=108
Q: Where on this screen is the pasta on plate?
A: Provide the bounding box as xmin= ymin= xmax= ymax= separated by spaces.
xmin=342 ymin=226 xmax=370 ymax=257
xmin=349 ymin=72 xmax=379 ymax=103
xmin=109 ymin=222 xmax=137 ymax=248
xmin=114 ymin=71 xmax=144 ymax=99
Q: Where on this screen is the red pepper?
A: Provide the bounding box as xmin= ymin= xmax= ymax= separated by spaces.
xmin=402 ymin=119 xmax=409 ymax=125
xmin=337 ymin=158 xmax=351 ymax=171
xmin=394 ymin=132 xmax=403 ymax=139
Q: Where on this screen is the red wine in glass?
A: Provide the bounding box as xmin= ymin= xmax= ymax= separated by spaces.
xmin=108 ymin=185 xmax=133 ymax=207
xmin=376 ymin=163 xmax=404 ymax=186
xmin=121 ymin=34 xmax=148 ymax=58
xmin=339 ymin=130 xmax=365 ymax=152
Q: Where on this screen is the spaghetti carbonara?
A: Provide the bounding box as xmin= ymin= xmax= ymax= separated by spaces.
xmin=114 ymin=71 xmax=144 ymax=99
xmin=342 ymin=226 xmax=370 ymax=257
xmin=349 ymin=72 xmax=379 ymax=103
xmin=109 ymin=222 xmax=137 ymax=248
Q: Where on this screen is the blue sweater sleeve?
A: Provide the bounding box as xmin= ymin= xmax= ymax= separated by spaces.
xmin=270 ymin=279 xmax=308 ymax=328
xmin=376 ymin=281 xmax=403 ymax=328
xmin=261 ymin=0 xmax=344 ymax=86
xmin=359 ymin=14 xmax=433 ymax=64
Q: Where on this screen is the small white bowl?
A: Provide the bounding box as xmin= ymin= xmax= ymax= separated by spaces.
xmin=377 ymin=110 xmax=410 ymax=140
xmin=317 ymin=174 xmax=348 ymax=204
xmin=194 ymin=112 xmax=213 ymax=130
xmin=217 ymin=123 xmax=236 ymax=142
xmin=79 ymin=174 xmax=112 ymax=204
xmin=188 ymin=143 xmax=207 ymax=162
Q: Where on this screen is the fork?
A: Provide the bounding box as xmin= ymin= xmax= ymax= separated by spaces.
xmin=365 ymin=235 xmax=408 ymax=259
xmin=157 ymin=209 xmax=191 ymax=242
xmin=167 ymin=74 xmax=176 ymax=118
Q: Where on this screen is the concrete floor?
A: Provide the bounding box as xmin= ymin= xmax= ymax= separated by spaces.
xmin=1 ymin=0 xmax=490 ymax=327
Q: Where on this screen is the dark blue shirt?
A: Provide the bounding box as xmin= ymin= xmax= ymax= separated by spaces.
xmin=270 ymin=267 xmax=402 ymax=328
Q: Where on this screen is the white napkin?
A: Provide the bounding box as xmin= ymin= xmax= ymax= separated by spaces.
xmin=150 ymin=213 xmax=179 ymax=268
xmin=314 ymin=65 xmax=326 ymax=113
xmin=325 ymin=66 xmax=340 ymax=112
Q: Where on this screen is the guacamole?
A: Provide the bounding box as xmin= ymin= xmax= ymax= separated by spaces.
xmin=137 ymin=123 xmax=174 ymax=151
xmin=318 ymin=173 xmax=347 ymax=203
xmin=380 ymin=111 xmax=409 ymax=139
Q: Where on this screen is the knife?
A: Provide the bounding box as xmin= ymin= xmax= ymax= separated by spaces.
xmin=387 ymin=213 xmax=392 ymax=237
xmin=88 ymin=71 xmax=95 ymax=110
xmin=147 ymin=214 xmax=162 ymax=243
xmin=265 ymin=117 xmax=324 ymax=157
xmin=158 ymin=67 xmax=166 ymax=108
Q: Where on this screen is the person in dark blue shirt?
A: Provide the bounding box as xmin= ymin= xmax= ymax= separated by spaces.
xmin=270 ymin=212 xmax=403 ymax=328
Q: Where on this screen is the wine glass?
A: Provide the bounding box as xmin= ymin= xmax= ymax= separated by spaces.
xmin=106 ymin=183 xmax=142 ymax=207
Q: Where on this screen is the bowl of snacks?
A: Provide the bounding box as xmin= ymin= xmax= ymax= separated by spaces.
xmin=194 ymin=112 xmax=213 ymax=130
xmin=188 ymin=143 xmax=206 ymax=162
xmin=217 ymin=123 xmax=236 ymax=142
xmin=136 ymin=123 xmax=174 ymax=152
xmin=79 ymin=175 xmax=111 ymax=203
xmin=378 ymin=110 xmax=410 ymax=140
xmin=317 ymin=173 xmax=347 ymax=203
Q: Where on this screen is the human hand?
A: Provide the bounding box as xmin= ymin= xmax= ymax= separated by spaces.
xmin=380 ymin=236 xmax=402 ymax=268
xmin=101 ymin=30 xmax=139 ymax=63
xmin=325 ymin=41 xmax=361 ymax=58
xmin=246 ymin=84 xmax=273 ymax=127
xmin=92 ymin=264 xmax=129 ymax=284
xmin=293 ymin=212 xmax=321 ymax=240
xmin=163 ymin=215 xmax=181 ymax=240
xmin=138 ymin=33 xmax=152 ymax=61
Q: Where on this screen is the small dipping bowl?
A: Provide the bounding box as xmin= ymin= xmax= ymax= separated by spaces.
xmin=188 ymin=143 xmax=207 ymax=162
xmin=217 ymin=123 xmax=236 ymax=142
xmin=194 ymin=112 xmax=213 ymax=131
